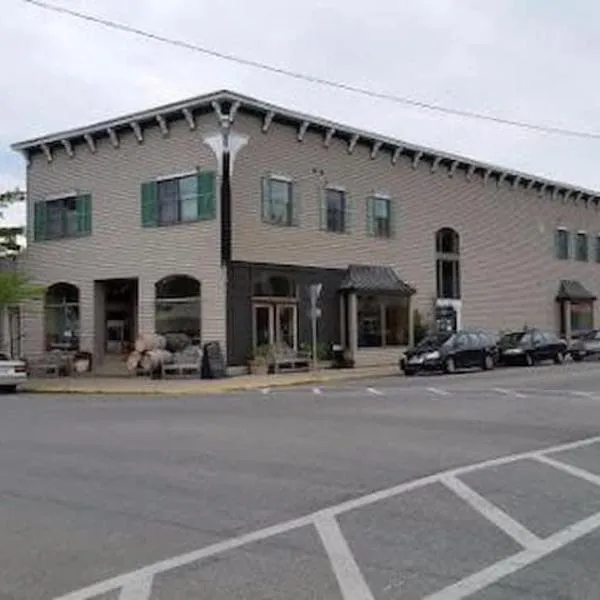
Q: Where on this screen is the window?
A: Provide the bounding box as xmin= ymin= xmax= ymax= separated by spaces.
xmin=358 ymin=296 xmax=410 ymax=347
xmin=595 ymin=236 xmax=600 ymax=263
xmin=141 ymin=171 xmax=215 ymax=228
xmin=34 ymin=195 xmax=91 ymax=241
xmin=253 ymin=274 xmax=297 ymax=298
xmin=155 ymin=275 xmax=201 ymax=345
xmin=44 ymin=283 xmax=80 ymax=351
xmin=321 ymin=188 xmax=347 ymax=233
xmin=571 ymin=301 xmax=594 ymax=332
xmin=261 ymin=176 xmax=297 ymax=226
xmin=555 ymin=229 xmax=570 ymax=260
xmin=435 ymin=228 xmax=461 ymax=299
xmin=575 ymin=232 xmax=588 ymax=262
xmin=367 ymin=197 xmax=393 ymax=238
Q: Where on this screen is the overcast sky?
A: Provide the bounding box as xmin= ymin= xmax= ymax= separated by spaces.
xmin=2 ymin=0 xmax=600 ymax=226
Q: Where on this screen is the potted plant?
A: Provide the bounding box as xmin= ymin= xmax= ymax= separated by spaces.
xmin=248 ymin=344 xmax=271 ymax=375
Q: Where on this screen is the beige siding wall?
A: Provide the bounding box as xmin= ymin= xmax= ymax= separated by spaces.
xmin=231 ymin=112 xmax=600 ymax=333
xmin=21 ymin=114 xmax=226 ymax=358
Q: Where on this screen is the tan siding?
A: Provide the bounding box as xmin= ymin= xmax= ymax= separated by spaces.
xmin=21 ymin=114 xmax=226 ymax=358
xmin=231 ymin=112 xmax=600 ymax=333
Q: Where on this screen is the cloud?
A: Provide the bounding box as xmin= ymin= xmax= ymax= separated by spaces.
xmin=3 ymin=0 xmax=600 ymax=228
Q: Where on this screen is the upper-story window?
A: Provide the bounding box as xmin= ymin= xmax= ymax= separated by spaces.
xmin=367 ymin=196 xmax=393 ymax=238
xmin=575 ymin=232 xmax=589 ymax=262
xmin=141 ymin=171 xmax=215 ymax=228
xmin=33 ymin=194 xmax=92 ymax=242
xmin=555 ymin=228 xmax=570 ymax=260
xmin=595 ymin=235 xmax=600 ymax=263
xmin=435 ymin=227 xmax=461 ymax=299
xmin=261 ymin=175 xmax=298 ymax=227
xmin=321 ymin=188 xmax=348 ymax=233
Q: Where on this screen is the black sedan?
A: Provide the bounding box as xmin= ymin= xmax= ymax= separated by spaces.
xmin=570 ymin=329 xmax=600 ymax=362
xmin=498 ymin=329 xmax=567 ymax=366
xmin=400 ymin=330 xmax=497 ymax=376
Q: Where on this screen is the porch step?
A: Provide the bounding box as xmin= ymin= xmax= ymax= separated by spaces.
xmin=94 ymin=355 xmax=130 ymax=378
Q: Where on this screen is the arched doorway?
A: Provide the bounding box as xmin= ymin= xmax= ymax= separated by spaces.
xmin=44 ymin=282 xmax=80 ymax=350
xmin=435 ymin=228 xmax=461 ymax=331
xmin=155 ymin=275 xmax=201 ymax=345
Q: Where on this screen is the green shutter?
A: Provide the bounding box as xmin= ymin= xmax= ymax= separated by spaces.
xmin=76 ymin=194 xmax=92 ymax=235
xmin=197 ymin=170 xmax=216 ymax=219
xmin=345 ymin=192 xmax=353 ymax=233
xmin=291 ymin=180 xmax=300 ymax=226
xmin=366 ymin=197 xmax=374 ymax=236
xmin=141 ymin=181 xmax=158 ymax=227
xmin=33 ymin=201 xmax=47 ymax=241
xmin=261 ymin=176 xmax=271 ymax=222
xmin=318 ymin=187 xmax=326 ymax=230
xmin=388 ymin=199 xmax=395 ymax=238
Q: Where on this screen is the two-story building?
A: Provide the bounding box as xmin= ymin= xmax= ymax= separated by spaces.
xmin=11 ymin=90 xmax=600 ymax=370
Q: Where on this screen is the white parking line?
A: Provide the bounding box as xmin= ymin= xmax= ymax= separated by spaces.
xmin=441 ymin=476 xmax=540 ymax=549
xmin=118 ymin=572 xmax=153 ymax=600
xmin=313 ymin=387 xmax=323 ymax=395
xmin=260 ymin=387 xmax=271 ymax=395
xmin=366 ymin=387 xmax=383 ymax=396
xmin=423 ymin=510 xmax=600 ymax=600
xmin=427 ymin=387 xmax=450 ymax=396
xmin=492 ymin=388 xmax=527 ymax=399
xmin=53 ymin=435 xmax=600 ymax=600
xmin=315 ymin=514 xmax=375 ymax=600
xmin=534 ymin=455 xmax=600 ymax=488
xmin=570 ymin=390 xmax=594 ymax=398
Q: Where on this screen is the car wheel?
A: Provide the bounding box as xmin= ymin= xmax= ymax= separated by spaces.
xmin=572 ymin=353 xmax=584 ymax=362
xmin=524 ymin=353 xmax=534 ymax=367
xmin=444 ymin=357 xmax=456 ymax=374
xmin=0 ymin=385 xmax=17 ymax=394
xmin=404 ymin=370 xmax=415 ymax=377
xmin=554 ymin=351 xmax=565 ymax=365
xmin=482 ymin=354 xmax=495 ymax=371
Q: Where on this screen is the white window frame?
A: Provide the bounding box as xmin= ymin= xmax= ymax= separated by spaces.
xmin=575 ymin=230 xmax=588 ymax=262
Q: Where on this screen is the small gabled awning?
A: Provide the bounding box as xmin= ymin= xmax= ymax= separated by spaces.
xmin=556 ymin=279 xmax=597 ymax=302
xmin=340 ymin=265 xmax=416 ymax=296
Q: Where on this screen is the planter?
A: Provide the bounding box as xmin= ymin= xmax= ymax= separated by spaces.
xmin=248 ymin=361 xmax=269 ymax=376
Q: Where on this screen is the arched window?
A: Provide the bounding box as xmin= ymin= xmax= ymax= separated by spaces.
xmin=435 ymin=228 xmax=461 ymax=299
xmin=155 ymin=275 xmax=201 ymax=345
xmin=253 ymin=274 xmax=296 ymax=298
xmin=44 ymin=282 xmax=80 ymax=350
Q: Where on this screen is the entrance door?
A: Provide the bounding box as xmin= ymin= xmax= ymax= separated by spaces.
xmin=253 ymin=303 xmax=297 ymax=350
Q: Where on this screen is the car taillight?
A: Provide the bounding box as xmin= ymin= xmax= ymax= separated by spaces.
xmin=14 ymin=365 xmax=26 ymax=373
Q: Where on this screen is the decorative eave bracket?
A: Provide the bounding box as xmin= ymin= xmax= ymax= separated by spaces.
xmin=84 ymin=134 xmax=96 ymax=153
xmin=262 ymin=111 xmax=275 ymax=133
xmin=182 ymin=108 xmax=196 ymax=130
xmin=412 ymin=151 xmax=423 ymax=170
xmin=41 ymin=143 xmax=52 ymax=162
xmin=61 ymin=139 xmax=74 ymax=158
xmin=130 ymin=122 xmax=143 ymax=143
xmin=324 ymin=128 xmax=335 ymax=148
xmin=391 ymin=147 xmax=403 ymax=165
xmin=107 ymin=128 xmax=119 ymax=148
xmin=297 ymin=121 xmax=309 ymax=142
xmin=156 ymin=114 xmax=168 ymax=136
xmin=348 ymin=134 xmax=359 ymax=154
xmin=370 ymin=140 xmax=382 ymax=160
xmin=431 ymin=156 xmax=442 ymax=173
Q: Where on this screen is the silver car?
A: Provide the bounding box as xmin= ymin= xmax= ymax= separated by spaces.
xmin=0 ymin=353 xmax=28 ymax=392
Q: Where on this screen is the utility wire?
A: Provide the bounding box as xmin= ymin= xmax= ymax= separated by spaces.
xmin=20 ymin=0 xmax=600 ymax=140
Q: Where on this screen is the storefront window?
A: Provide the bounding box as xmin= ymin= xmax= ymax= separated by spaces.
xmin=155 ymin=275 xmax=201 ymax=345
xmin=570 ymin=301 xmax=594 ymax=332
xmin=44 ymin=283 xmax=80 ymax=351
xmin=358 ymin=296 xmax=410 ymax=347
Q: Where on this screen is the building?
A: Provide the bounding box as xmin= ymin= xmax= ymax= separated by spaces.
xmin=10 ymin=90 xmax=600 ymax=370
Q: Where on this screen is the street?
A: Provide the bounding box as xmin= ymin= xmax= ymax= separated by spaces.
xmin=1 ymin=363 xmax=600 ymax=599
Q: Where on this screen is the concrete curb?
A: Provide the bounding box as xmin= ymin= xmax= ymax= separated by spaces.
xmin=22 ymin=369 xmax=400 ymax=396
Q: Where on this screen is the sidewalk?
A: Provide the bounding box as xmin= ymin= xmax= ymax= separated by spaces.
xmin=23 ymin=365 xmax=400 ymax=396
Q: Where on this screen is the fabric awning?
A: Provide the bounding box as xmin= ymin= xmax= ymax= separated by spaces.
xmin=556 ymin=279 xmax=597 ymax=302
xmin=339 ymin=265 xmax=416 ymax=296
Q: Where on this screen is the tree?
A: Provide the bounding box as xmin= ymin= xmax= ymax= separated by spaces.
xmin=0 ymin=271 xmax=45 ymax=358
xmin=0 ymin=189 xmax=26 ymax=257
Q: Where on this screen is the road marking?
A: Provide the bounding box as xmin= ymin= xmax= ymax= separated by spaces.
xmin=570 ymin=390 xmax=594 ymax=398
xmin=427 ymin=387 xmax=450 ymax=396
xmin=53 ymin=435 xmax=600 ymax=600
xmin=315 ymin=514 xmax=375 ymax=600
xmin=118 ymin=572 xmax=153 ymax=599
xmin=534 ymin=455 xmax=600 ymax=488
xmin=366 ymin=387 xmax=383 ymax=396
xmin=492 ymin=388 xmax=527 ymax=399
xmin=441 ymin=475 xmax=540 ymax=549
xmin=260 ymin=387 xmax=270 ymax=395
xmin=313 ymin=387 xmax=323 ymax=395
xmin=422 ymin=510 xmax=600 ymax=600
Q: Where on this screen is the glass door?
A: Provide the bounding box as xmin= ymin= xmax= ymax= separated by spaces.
xmin=276 ymin=304 xmax=297 ymax=350
xmin=253 ymin=303 xmax=274 ymax=348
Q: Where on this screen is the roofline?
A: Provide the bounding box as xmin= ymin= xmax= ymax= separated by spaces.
xmin=10 ymin=88 xmax=600 ymax=198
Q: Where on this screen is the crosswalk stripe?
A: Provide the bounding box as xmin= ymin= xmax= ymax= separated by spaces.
xmin=427 ymin=387 xmax=450 ymax=396
xmin=492 ymin=388 xmax=527 ymax=399
xmin=366 ymin=387 xmax=383 ymax=395
xmin=313 ymin=387 xmax=323 ymax=395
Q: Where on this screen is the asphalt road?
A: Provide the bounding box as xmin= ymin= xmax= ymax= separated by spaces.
xmin=1 ymin=362 xmax=600 ymax=599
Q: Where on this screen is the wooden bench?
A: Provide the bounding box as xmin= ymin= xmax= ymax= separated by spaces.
xmin=27 ymin=351 xmax=70 ymax=377
xmin=271 ymin=345 xmax=311 ymax=373
xmin=161 ymin=348 xmax=202 ymax=378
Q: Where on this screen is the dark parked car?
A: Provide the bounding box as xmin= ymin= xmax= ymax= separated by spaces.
xmin=570 ymin=329 xmax=600 ymax=361
xmin=400 ymin=330 xmax=497 ymax=376
xmin=498 ymin=329 xmax=567 ymax=366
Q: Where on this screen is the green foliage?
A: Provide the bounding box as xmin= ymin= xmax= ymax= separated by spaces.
xmin=0 ymin=189 xmax=25 ymax=256
xmin=0 ymin=272 xmax=45 ymax=308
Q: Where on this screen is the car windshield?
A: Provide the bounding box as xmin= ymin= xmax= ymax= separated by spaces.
xmin=500 ymin=332 xmax=528 ymax=345
xmin=416 ymin=332 xmax=453 ymax=350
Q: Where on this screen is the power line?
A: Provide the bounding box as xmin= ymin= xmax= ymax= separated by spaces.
xmin=20 ymin=0 xmax=600 ymax=141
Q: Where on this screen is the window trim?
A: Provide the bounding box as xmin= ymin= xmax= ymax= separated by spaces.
xmin=323 ymin=186 xmax=348 ymax=234
xmin=261 ymin=174 xmax=297 ymax=227
xmin=357 ymin=295 xmax=410 ymax=348
xmin=555 ymin=227 xmax=571 ymax=260
xmin=34 ymin=193 xmax=92 ymax=242
xmin=368 ymin=195 xmax=394 ymax=239
xmin=575 ymin=230 xmax=589 ymax=262
xmin=595 ymin=234 xmax=600 ymax=263
xmin=155 ymin=170 xmax=197 ymax=182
